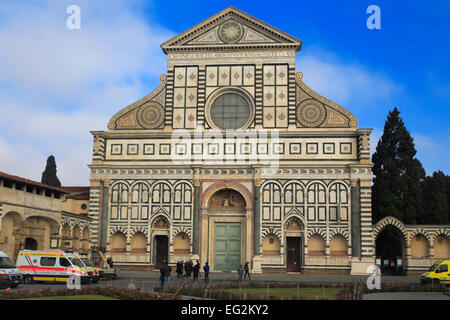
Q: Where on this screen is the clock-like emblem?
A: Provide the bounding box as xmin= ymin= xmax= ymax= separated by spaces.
xmin=218 ymin=19 xmax=244 ymax=44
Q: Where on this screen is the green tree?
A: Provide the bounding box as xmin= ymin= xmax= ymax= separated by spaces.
xmin=421 ymin=171 xmax=449 ymax=224
xmin=372 ymin=108 xmax=426 ymax=224
xmin=41 ymin=155 xmax=62 ymax=188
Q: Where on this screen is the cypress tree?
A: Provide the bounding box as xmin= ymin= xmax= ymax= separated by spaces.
xmin=421 ymin=171 xmax=449 ymax=224
xmin=372 ymin=108 xmax=426 ymax=224
xmin=41 ymin=155 xmax=62 ymax=188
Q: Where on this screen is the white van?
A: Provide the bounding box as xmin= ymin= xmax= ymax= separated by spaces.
xmin=64 ymin=251 xmax=100 ymax=283
xmin=16 ymin=250 xmax=93 ymax=284
xmin=0 ymin=251 xmax=22 ymax=288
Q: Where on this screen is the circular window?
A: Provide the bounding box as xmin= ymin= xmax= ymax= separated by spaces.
xmin=210 ymin=93 xmax=251 ymax=130
xmin=81 ymin=204 xmax=87 ymax=210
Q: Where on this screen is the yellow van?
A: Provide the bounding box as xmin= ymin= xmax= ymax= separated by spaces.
xmin=420 ymin=260 xmax=450 ymax=286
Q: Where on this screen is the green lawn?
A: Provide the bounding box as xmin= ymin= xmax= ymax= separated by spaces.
xmin=22 ymin=295 xmax=119 ymax=300
xmin=229 ymin=287 xmax=342 ymax=300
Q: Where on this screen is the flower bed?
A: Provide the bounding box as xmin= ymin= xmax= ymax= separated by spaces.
xmin=0 ymin=287 xmax=175 ymax=300
xmin=154 ymin=280 xmax=448 ymax=300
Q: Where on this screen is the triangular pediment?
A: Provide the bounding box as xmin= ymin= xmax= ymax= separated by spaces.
xmin=161 ymin=6 xmax=301 ymax=53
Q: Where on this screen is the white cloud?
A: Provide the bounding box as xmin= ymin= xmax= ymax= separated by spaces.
xmin=296 ymin=50 xmax=402 ymax=110
xmin=0 ymin=0 xmax=174 ymax=185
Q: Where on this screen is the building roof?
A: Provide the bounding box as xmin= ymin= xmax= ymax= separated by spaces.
xmin=0 ymin=171 xmax=68 ymax=194
xmin=61 ymin=186 xmax=90 ymax=200
xmin=161 ymin=6 xmax=302 ymax=54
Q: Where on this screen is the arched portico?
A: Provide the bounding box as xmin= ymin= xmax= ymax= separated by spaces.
xmin=200 ymin=182 xmax=253 ymax=271
xmin=374 ymin=216 xmax=407 ymax=275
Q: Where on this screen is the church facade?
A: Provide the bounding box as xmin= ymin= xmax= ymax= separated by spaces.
xmin=88 ymin=7 xmax=377 ymax=274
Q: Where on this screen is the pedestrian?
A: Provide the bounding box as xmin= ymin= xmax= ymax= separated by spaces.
xmin=187 ymin=260 xmax=193 ymax=278
xmin=238 ymin=265 xmax=244 ymax=282
xmin=106 ymin=257 xmax=114 ymax=268
xmin=203 ymin=262 xmax=210 ymax=283
xmin=193 ymin=260 xmax=200 ymax=283
xmin=184 ymin=260 xmax=189 ymax=278
xmin=176 ymin=261 xmax=183 ymax=278
xmin=244 ymin=261 xmax=251 ymax=281
xmin=159 ymin=264 xmax=165 ymax=286
xmin=163 ymin=261 xmax=171 ymax=286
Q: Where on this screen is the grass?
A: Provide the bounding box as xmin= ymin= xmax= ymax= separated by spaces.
xmin=22 ymin=295 xmax=119 ymax=300
xmin=229 ymin=287 xmax=343 ymax=300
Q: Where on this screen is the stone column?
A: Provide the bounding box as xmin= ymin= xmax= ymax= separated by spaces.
xmin=252 ymin=175 xmax=263 ymax=273
xmin=192 ymin=179 xmax=200 ymax=254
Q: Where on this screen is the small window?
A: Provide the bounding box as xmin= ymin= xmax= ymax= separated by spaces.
xmin=438 ymin=264 xmax=448 ymax=273
xmin=81 ymin=204 xmax=87 ymax=210
xmin=59 ymin=258 xmax=71 ymax=267
xmin=40 ymin=257 xmax=56 ymax=266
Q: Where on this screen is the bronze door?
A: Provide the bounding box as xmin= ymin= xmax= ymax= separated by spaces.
xmin=155 ymin=235 xmax=168 ymax=268
xmin=286 ymin=237 xmax=302 ymax=272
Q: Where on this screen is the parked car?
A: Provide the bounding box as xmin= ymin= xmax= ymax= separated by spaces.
xmin=420 ymin=260 xmax=450 ymax=286
xmin=16 ymin=250 xmax=93 ymax=284
xmin=0 ymin=251 xmax=22 ymax=288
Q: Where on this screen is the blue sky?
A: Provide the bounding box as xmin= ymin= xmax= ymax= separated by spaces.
xmin=0 ymin=0 xmax=449 ymax=185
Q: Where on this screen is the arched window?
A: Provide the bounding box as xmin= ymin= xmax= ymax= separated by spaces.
xmin=262 ymin=183 xmax=282 ymax=221
xmin=283 ymin=182 xmax=304 ymax=216
xmin=173 ymin=183 xmax=193 ymax=220
xmin=328 ymin=183 xmax=349 ymax=221
xmin=262 ymin=234 xmax=281 ymax=256
xmin=111 ymin=183 xmax=129 ymax=220
xmin=130 ymin=183 xmax=149 ymax=220
xmin=330 ymin=235 xmax=348 ymax=257
xmin=130 ymin=232 xmax=147 ymax=254
xmin=308 ymin=234 xmax=326 ymax=256
xmin=307 ymin=183 xmax=326 ymax=221
xmin=110 ymin=232 xmax=126 ymax=253
xmin=151 ymin=183 xmax=172 ymax=215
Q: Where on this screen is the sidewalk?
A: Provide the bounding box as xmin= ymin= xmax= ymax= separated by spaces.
xmin=117 ymin=270 xmax=420 ymax=285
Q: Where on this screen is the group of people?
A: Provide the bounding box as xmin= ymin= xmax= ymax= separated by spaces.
xmin=160 ymin=260 xmax=211 ymax=286
xmin=176 ymin=260 xmax=197 ymax=279
xmin=237 ymin=262 xmax=251 ymax=282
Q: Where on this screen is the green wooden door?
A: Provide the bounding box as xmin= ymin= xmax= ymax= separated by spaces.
xmin=214 ymin=222 xmax=241 ymax=271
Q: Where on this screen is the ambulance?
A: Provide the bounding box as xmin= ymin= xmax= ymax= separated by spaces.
xmin=77 ymin=253 xmax=104 ymax=281
xmin=16 ymin=250 xmax=93 ymax=284
xmin=64 ymin=251 xmax=101 ymax=283
xmin=0 ymin=251 xmax=22 ymax=288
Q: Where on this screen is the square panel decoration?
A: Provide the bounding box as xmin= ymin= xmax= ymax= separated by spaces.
xmin=273 ymin=143 xmax=285 ymax=155
xmin=323 ymin=143 xmax=335 ymax=154
xmin=159 ymin=143 xmax=171 ymax=155
xmin=143 ymin=144 xmax=155 ymax=155
xmin=111 ymin=144 xmax=123 ymax=155
xmin=340 ymin=142 xmax=352 ymax=154
xmin=306 ymin=143 xmax=318 ymax=154
xmin=127 ymin=144 xmax=139 ymax=155
xmin=289 ymin=143 xmax=302 ymax=155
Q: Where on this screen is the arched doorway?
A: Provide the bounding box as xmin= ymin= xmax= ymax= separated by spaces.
xmin=284 ymin=216 xmax=305 ymax=272
xmin=152 ymin=215 xmax=169 ymax=268
xmin=375 ymin=225 xmax=406 ymax=275
xmin=24 ymin=237 xmax=38 ymax=250
xmin=207 ymin=188 xmax=247 ymax=271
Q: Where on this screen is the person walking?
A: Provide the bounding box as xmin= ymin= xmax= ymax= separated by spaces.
xmin=203 ymin=262 xmax=210 ymax=284
xmin=193 ymin=260 xmax=200 ymax=283
xmin=237 ymin=265 xmax=244 ymax=283
xmin=244 ymin=262 xmax=251 ymax=281
xmin=163 ymin=261 xmax=171 ymax=286
xmin=159 ymin=264 xmax=165 ymax=286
